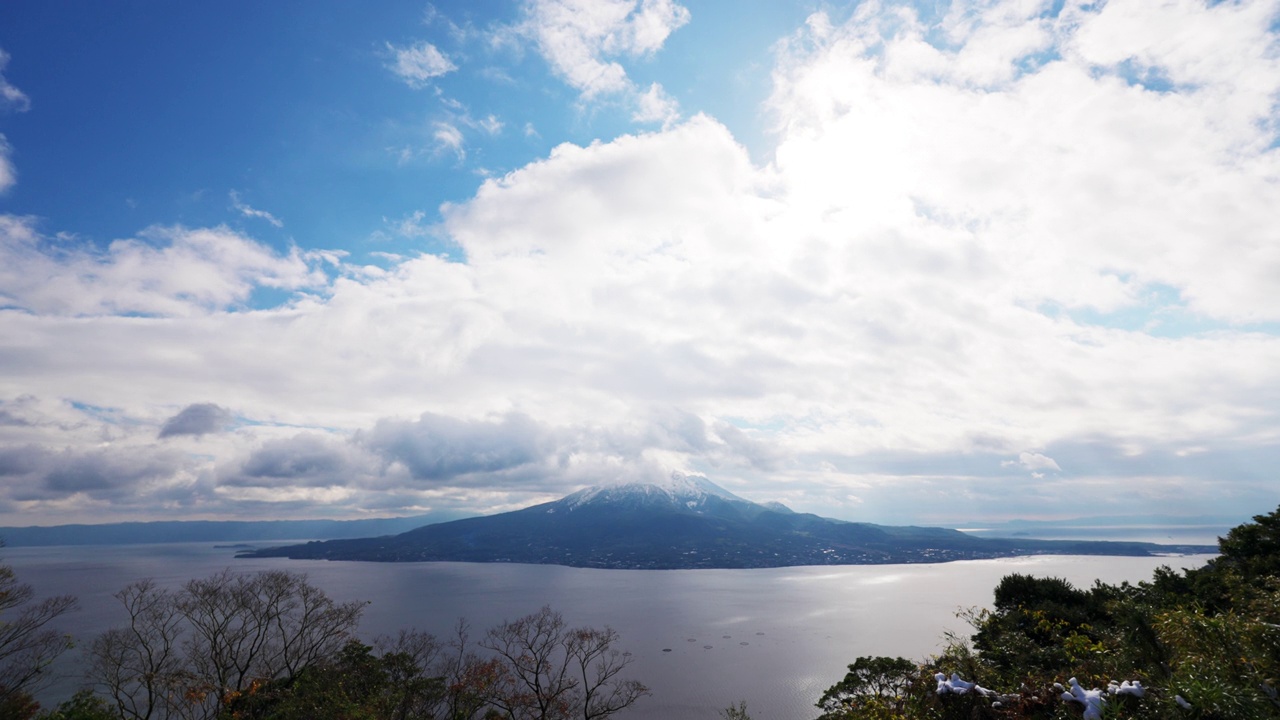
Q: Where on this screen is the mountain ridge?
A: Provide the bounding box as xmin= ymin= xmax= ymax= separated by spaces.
xmin=0 ymin=513 xmax=467 ymax=547
xmin=243 ymin=476 xmax=1217 ymax=569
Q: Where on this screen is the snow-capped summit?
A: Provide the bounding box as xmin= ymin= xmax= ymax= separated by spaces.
xmin=560 ymin=472 xmax=754 ymax=514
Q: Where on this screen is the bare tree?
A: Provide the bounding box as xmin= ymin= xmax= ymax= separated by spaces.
xmin=437 ymin=619 xmax=507 ymax=720
xmin=482 ymin=607 xmax=648 ymax=720
xmin=565 ymin=627 xmax=647 ymax=720
xmin=276 ymin=572 xmax=366 ymax=677
xmin=0 ymin=558 xmax=78 ymax=708
xmin=88 ymin=568 xmax=365 ymax=720
xmin=180 ymin=568 xmax=365 ymax=714
xmin=88 ymin=573 xmax=643 ymax=720
xmin=87 ymin=580 xmax=190 ymax=720
xmin=484 ymin=607 xmax=575 ymax=720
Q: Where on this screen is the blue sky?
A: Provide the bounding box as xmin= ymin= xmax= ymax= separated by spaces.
xmin=1 ymin=0 xmax=1279 ymax=528
xmin=1 ymin=1 xmax=805 ymax=266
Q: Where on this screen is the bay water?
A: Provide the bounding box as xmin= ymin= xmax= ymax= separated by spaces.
xmin=5 ymin=544 xmax=1214 ymax=719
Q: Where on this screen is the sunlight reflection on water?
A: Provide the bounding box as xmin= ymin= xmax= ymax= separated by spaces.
xmin=6 ymin=545 xmax=1214 ymax=720
xmin=860 ymin=573 xmax=905 ymax=584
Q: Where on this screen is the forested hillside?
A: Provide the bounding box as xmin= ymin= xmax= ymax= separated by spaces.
xmin=803 ymin=506 xmax=1280 ymax=719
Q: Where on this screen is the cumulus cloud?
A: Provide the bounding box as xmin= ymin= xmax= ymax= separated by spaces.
xmin=3 ymin=1 xmax=1280 ymax=525
xmin=768 ymin=0 xmax=1280 ymax=324
xmin=158 ymin=403 xmax=233 ymax=439
xmin=386 ymin=41 xmax=457 ymax=88
xmin=515 ymin=0 xmax=688 ymax=120
xmin=631 ymin=82 xmax=680 ymax=126
xmin=364 ymin=412 xmax=547 ymax=482
xmin=1002 ymin=451 xmax=1062 ymax=473
xmin=0 ymin=445 xmax=46 ymax=479
xmin=0 ymin=217 xmax=330 ymax=316
xmin=0 ymin=442 xmax=189 ymax=501
xmin=43 ymin=447 xmax=181 ymax=494
xmin=228 ymin=433 xmax=376 ymax=488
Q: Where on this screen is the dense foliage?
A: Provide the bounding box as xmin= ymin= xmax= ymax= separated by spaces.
xmin=810 ymin=506 xmax=1280 ymax=719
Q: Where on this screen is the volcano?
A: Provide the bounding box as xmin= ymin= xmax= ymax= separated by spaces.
xmin=243 ymin=475 xmax=1214 ymax=569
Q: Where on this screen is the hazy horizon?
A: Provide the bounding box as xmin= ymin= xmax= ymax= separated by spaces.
xmin=2 ymin=1 xmax=1279 ymax=529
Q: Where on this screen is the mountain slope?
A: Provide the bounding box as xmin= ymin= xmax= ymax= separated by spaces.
xmin=244 ymin=476 xmax=1216 ymax=569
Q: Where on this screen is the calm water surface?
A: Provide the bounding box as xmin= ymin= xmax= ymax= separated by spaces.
xmin=6 ymin=545 xmax=1214 ymax=719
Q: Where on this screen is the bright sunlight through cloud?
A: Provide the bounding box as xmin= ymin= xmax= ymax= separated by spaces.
xmin=0 ymin=0 xmax=1277 ymax=527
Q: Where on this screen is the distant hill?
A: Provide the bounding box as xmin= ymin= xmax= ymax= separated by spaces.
xmin=0 ymin=512 xmax=469 ymax=547
xmin=243 ymin=475 xmax=1217 ymax=569
xmin=956 ymin=512 xmax=1244 ymax=545
xmin=969 ymin=512 xmax=1247 ymax=530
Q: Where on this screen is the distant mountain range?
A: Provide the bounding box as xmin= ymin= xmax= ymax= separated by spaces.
xmin=243 ymin=475 xmax=1218 ymax=569
xmin=971 ymin=513 xmax=1248 ymax=530
xmin=0 ymin=512 xmax=467 ymax=547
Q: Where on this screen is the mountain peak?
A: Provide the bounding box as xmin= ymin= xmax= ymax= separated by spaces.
xmin=560 ymin=473 xmax=748 ymax=512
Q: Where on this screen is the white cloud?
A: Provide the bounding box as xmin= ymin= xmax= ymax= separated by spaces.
xmin=0 ymin=134 xmax=15 ymax=194
xmin=386 ymin=41 xmax=457 ymax=88
xmin=387 ymin=210 xmax=433 ymax=239
xmin=0 ymin=216 xmax=328 ymax=317
xmin=632 ymin=82 xmax=680 ymax=126
xmin=620 ymin=0 xmax=690 ymax=54
xmin=3 ymin=1 xmax=1280 ymax=525
xmin=768 ymin=0 xmax=1280 ymax=324
xmin=0 ymin=49 xmax=30 ymax=113
xmin=1009 ymin=452 xmax=1061 ymax=472
xmin=396 ymin=105 xmax=503 ymax=164
xmin=476 ymin=114 xmax=504 ymax=135
xmin=229 ymin=190 xmax=284 ymax=228
xmin=433 ymin=122 xmax=466 ymax=159
xmin=0 ymin=49 xmax=26 ymax=194
xmin=524 ymin=0 xmax=630 ymax=95
xmin=519 ymin=0 xmax=690 ymax=106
